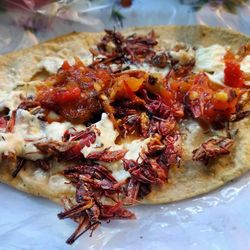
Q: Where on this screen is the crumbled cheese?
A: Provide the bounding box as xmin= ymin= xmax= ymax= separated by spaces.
xmin=195 ymin=46 xmax=250 ymax=86
xmin=124 ymin=138 xmax=151 ymax=163
xmin=81 ymin=113 xmax=120 ymax=157
xmin=195 ymin=44 xmax=227 ymax=73
xmin=38 ymin=53 xmax=94 ymax=75
xmin=82 ymin=113 xmax=151 ymax=181
xmin=38 ymin=56 xmax=64 ymax=74
xmin=0 ymin=109 xmax=83 ymax=161
xmin=79 ymin=52 xmax=94 ymax=65
xmin=0 ymin=133 xmax=24 ymax=155
xmin=46 ymin=122 xmax=72 ymax=141
xmin=0 ymin=90 xmax=26 ymax=112
xmin=169 ymin=48 xmax=195 ymax=66
xmin=112 ymin=169 xmax=131 ymax=182
xmin=125 ymin=63 xmax=170 ymax=75
xmin=194 ymin=44 xmax=227 ymax=85
xmin=241 ymin=55 xmax=250 ymax=74
xmin=205 ymin=71 xmax=225 ymax=86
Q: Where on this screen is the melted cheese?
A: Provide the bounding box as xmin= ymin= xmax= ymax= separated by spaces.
xmin=13 ymin=109 xmax=43 ymax=160
xmin=124 ymin=138 xmax=151 ymax=163
xmin=195 ymin=44 xmax=227 ymax=73
xmin=45 ymin=122 xmax=75 ymax=141
xmin=194 ymin=44 xmax=227 ymax=85
xmin=0 ymin=109 xmax=85 ymax=161
xmin=38 ymin=53 xmax=94 ymax=75
xmin=194 ymin=45 xmax=250 ymax=86
xmin=81 ymin=113 xmax=150 ymax=181
xmin=241 ymin=55 xmax=250 ymax=74
xmin=79 ymin=52 xmax=94 ymax=65
xmin=112 ymin=169 xmax=130 ymax=182
xmin=205 ymin=71 xmax=225 ymax=86
xmin=81 ymin=113 xmax=120 ymax=157
xmin=38 ymin=57 xmax=64 ymax=74
xmin=0 ymin=133 xmax=24 ymax=155
xmin=0 ymin=90 xmax=26 ymax=112
xmin=127 ymin=63 xmax=170 ymax=75
xmin=169 ymin=48 xmax=195 ymax=66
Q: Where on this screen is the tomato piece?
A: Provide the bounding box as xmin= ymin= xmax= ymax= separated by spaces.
xmin=36 ymin=60 xmax=110 ymax=123
xmin=224 ymin=50 xmax=235 ymax=61
xmin=145 ymin=78 xmax=174 ymax=103
xmin=126 ymin=77 xmax=144 ymax=92
xmin=117 ymin=75 xmax=144 ymax=92
xmin=54 ymin=86 xmax=81 ymax=105
xmin=170 ymin=80 xmax=192 ymax=101
xmin=224 ymin=61 xmax=244 ymax=88
xmin=97 ymin=69 xmax=112 ymax=88
xmin=185 ymin=73 xmax=240 ymax=124
xmin=61 ymin=60 xmax=70 ymax=71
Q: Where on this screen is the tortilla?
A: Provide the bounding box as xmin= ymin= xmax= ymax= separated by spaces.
xmin=0 ymin=25 xmax=250 ymax=205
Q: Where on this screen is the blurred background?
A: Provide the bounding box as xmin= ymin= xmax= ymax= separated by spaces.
xmin=0 ymin=0 xmax=249 ymax=54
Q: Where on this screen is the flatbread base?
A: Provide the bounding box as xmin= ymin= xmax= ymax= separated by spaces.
xmin=0 ymin=25 xmax=250 ymax=205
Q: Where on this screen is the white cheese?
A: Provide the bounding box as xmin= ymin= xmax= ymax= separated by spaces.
xmin=125 ymin=63 xmax=170 ymax=75
xmin=79 ymin=52 xmax=94 ymax=65
xmin=0 ymin=105 xmax=86 ymax=162
xmin=95 ymin=113 xmax=118 ymax=147
xmin=11 ymin=109 xmax=84 ymax=161
xmin=14 ymin=109 xmax=46 ymax=160
xmin=241 ymin=55 xmax=250 ymax=74
xmin=46 ymin=122 xmax=85 ymax=142
xmin=194 ymin=44 xmax=227 ymax=85
xmin=81 ymin=113 xmax=120 ymax=157
xmin=102 ymin=136 xmax=150 ymax=181
xmin=38 ymin=53 xmax=94 ymax=75
xmin=15 ymin=109 xmax=42 ymax=139
xmin=0 ymin=65 xmax=150 ymax=181
xmin=205 ymin=71 xmax=225 ymax=86
xmin=82 ymin=113 xmax=151 ymax=181
xmin=0 ymin=90 xmax=26 ymax=112
xmin=124 ymin=138 xmax=151 ymax=163
xmin=195 ymin=46 xmax=250 ymax=86
xmin=241 ymin=55 xmax=250 ymax=85
xmin=101 ymin=138 xmax=150 ymax=182
xmin=38 ymin=56 xmax=64 ymax=74
xmin=112 ymin=169 xmax=131 ymax=182
xmin=45 ymin=122 xmax=71 ymax=141
xmin=169 ymin=48 xmax=195 ymax=66
xmin=195 ymin=44 xmax=227 ymax=73
xmin=0 ymin=133 xmax=24 ymax=155
xmin=32 ymin=168 xmax=48 ymax=182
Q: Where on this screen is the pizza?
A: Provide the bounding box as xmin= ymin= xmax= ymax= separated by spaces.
xmin=0 ymin=25 xmax=250 ymax=244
